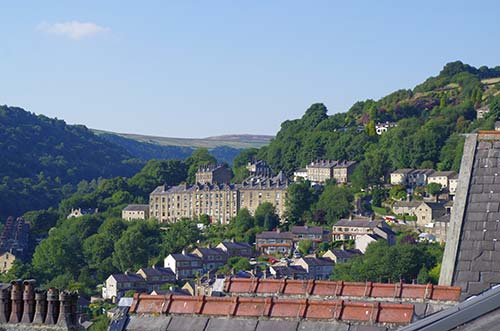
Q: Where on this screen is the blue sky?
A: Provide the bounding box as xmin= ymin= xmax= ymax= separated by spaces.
xmin=1 ymin=1 xmax=499 ymax=138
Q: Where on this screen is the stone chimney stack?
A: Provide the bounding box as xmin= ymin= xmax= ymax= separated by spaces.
xmin=33 ymin=290 xmax=47 ymax=324
xmin=21 ymin=280 xmax=36 ymax=323
xmin=0 ymin=285 xmax=11 ymax=323
xmin=9 ymin=280 xmax=23 ymax=323
xmin=45 ymin=288 xmax=59 ymax=325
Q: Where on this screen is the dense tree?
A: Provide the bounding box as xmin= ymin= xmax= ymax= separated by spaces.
xmin=185 ymin=148 xmax=218 ymax=184
xmin=128 ymin=159 xmax=188 ymax=197
xmin=332 ymin=241 xmax=443 ymax=283
xmin=285 ymin=181 xmax=317 ymax=224
xmin=254 ymin=202 xmax=280 ymax=230
xmin=231 ymin=148 xmax=259 ymax=182
xmin=313 ymin=184 xmax=354 ymax=225
xmin=112 ymin=221 xmax=162 ymax=272
xmin=161 ymin=220 xmax=201 ymax=257
xmin=0 ymin=106 xmax=142 ymax=218
xmin=426 ymin=183 xmax=442 ymax=201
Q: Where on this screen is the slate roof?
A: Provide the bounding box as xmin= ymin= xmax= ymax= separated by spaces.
xmin=428 ymin=171 xmax=457 ymax=178
xmin=138 ymin=267 xmax=175 ymax=278
xmin=111 ymin=273 xmax=146 ymax=283
xmin=256 ymin=231 xmax=294 ymax=240
xmin=399 ymin=284 xmax=500 ymax=331
xmin=392 ymin=168 xmax=414 ymax=175
xmin=270 ymin=265 xmax=308 ymax=278
xmin=169 ymin=253 xmax=202 ymax=262
xmin=393 ymin=201 xmax=422 ymax=208
xmin=192 ymin=247 xmax=226 ymax=257
xmin=440 ymin=133 xmax=500 ymax=299
xmin=334 ymin=219 xmax=385 ymax=228
xmin=327 ymin=249 xmax=362 ymax=260
xmin=123 ymin=204 xmax=149 ymax=212
xmin=291 ymin=225 xmax=325 ymax=235
xmin=217 ymin=241 xmax=252 ymax=250
xmin=297 ymin=257 xmax=334 ymax=267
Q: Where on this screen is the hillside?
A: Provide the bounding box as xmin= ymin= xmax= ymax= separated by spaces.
xmin=243 ymin=61 xmax=500 ymax=187
xmin=93 ymin=130 xmax=273 ymax=149
xmin=0 ymin=106 xmax=142 ymax=218
xmin=94 ymin=131 xmax=273 ymax=165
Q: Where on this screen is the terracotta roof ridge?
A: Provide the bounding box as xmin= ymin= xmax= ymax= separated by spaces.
xmin=129 ymin=293 xmax=415 ymax=324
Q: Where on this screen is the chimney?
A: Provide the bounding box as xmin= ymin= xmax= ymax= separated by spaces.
xmin=276 ymin=228 xmax=281 ymax=234
xmin=348 ymin=214 xmax=353 ymax=221
xmin=152 ymin=265 xmax=156 ymax=269
xmin=231 ymin=238 xmax=235 ymax=243
xmin=182 ymin=249 xmax=187 ymax=255
xmin=207 ymin=243 xmax=211 ymax=249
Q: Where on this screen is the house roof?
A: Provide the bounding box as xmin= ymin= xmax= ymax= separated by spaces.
xmin=296 ymin=257 xmax=334 ymax=267
xmin=111 ymin=278 xmax=462 ymax=331
xmin=270 ymin=265 xmax=308 ymax=277
xmin=393 ymin=201 xmax=423 ymax=208
xmin=326 ymin=249 xmax=362 ymax=260
xmin=439 ymin=133 xmax=500 ymax=299
xmin=398 ymin=285 xmax=500 ymax=331
xmin=291 ymin=225 xmax=325 ymax=235
xmin=428 ymin=171 xmax=457 ymax=178
xmin=192 ymin=247 xmax=226 ymax=257
xmin=217 ymin=241 xmax=252 ymax=250
xmin=334 ymin=219 xmax=385 ymax=228
xmin=110 ymin=273 xmax=146 ymax=283
xmin=168 ymin=253 xmax=202 ymax=262
xmin=392 ymin=168 xmax=414 ymax=175
xmin=223 ymin=278 xmax=461 ymax=302
xmin=123 ymin=204 xmax=149 ymax=212
xmin=256 ymin=230 xmax=294 ymax=240
xmin=422 ymin=202 xmax=446 ymax=211
xmin=137 ymin=267 xmax=175 ymax=278
xmin=308 ymin=160 xmax=338 ymax=168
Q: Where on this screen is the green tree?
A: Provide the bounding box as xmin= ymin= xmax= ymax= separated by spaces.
xmin=314 ymin=184 xmax=354 ymax=225
xmin=298 ymin=239 xmax=313 ymax=255
xmin=112 ymin=221 xmax=162 ymax=272
xmin=185 ymin=148 xmax=217 ymax=184
xmin=426 ymin=183 xmax=442 ymax=201
xmin=227 ymin=257 xmax=251 ymax=271
xmin=390 ymin=185 xmax=407 ymax=200
xmin=254 ymin=202 xmax=280 ymax=230
xmin=285 ymin=181 xmax=316 ymax=224
xmin=161 ymin=220 xmax=201 ymax=256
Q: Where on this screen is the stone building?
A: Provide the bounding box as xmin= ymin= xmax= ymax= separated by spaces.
xmin=246 ymin=160 xmax=271 ymax=177
xmin=238 ymin=172 xmax=289 ymax=217
xmin=0 ymin=252 xmax=16 ymax=273
xmin=291 ymin=256 xmax=334 ymax=280
xmin=305 ymin=160 xmax=357 ymax=184
xmin=0 ymin=217 xmax=30 ymax=267
xmin=255 ymin=230 xmax=294 ymax=255
xmin=195 ymin=164 xmax=232 ymax=184
xmin=390 ymin=168 xmax=435 ymax=187
xmin=122 ymin=204 xmax=150 ymax=221
xmin=149 ymin=183 xmax=239 ymax=224
xmin=331 ymin=218 xmax=392 ymax=241
xmin=149 ymin=172 xmax=289 ymax=224
xmin=427 ymin=171 xmax=458 ymax=191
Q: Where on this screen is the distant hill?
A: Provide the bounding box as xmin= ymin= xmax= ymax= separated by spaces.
xmin=93 ymin=130 xmax=273 ymax=149
xmin=94 ymin=130 xmax=273 ymax=164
